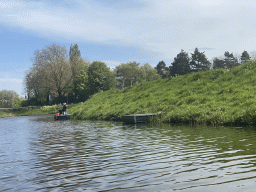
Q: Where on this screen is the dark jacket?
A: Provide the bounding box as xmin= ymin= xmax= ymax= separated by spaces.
xmin=62 ymin=104 xmax=67 ymax=111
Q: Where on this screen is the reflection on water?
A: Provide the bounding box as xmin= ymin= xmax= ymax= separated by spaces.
xmin=1 ymin=115 xmax=256 ymax=191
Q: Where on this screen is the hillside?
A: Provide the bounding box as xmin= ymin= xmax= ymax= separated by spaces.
xmin=69 ymin=60 xmax=256 ymax=125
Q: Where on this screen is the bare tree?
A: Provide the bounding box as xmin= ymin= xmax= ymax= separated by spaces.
xmin=29 ymin=44 xmax=73 ymax=101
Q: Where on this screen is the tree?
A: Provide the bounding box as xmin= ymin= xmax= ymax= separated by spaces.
xmin=170 ymin=50 xmax=190 ymax=76
xmin=213 ymin=57 xmax=225 ymax=69
xmin=141 ymin=63 xmax=161 ymax=81
xmin=74 ymin=69 xmax=89 ymax=101
xmin=29 ymin=44 xmax=73 ymax=102
xmin=224 ymin=51 xmax=239 ymax=70
xmin=88 ymin=61 xmax=115 ymax=95
xmin=241 ymin=51 xmax=250 ymax=64
xmin=0 ymin=90 xmax=21 ymax=108
xmin=69 ymin=44 xmax=81 ymax=61
xmin=69 ymin=44 xmax=89 ymax=101
xmin=24 ymin=66 xmax=45 ymax=103
xmin=190 ymin=48 xmax=211 ymax=72
xmin=116 ymin=62 xmax=143 ymax=87
xmin=155 ymin=61 xmax=169 ymax=78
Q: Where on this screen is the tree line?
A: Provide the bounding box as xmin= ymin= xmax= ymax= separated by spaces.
xmin=23 ymin=44 xmax=161 ymax=105
xmin=23 ymin=44 xmax=252 ymax=105
xmin=155 ymin=48 xmax=251 ymax=78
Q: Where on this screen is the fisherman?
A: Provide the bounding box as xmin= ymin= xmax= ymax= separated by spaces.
xmin=59 ymin=103 xmax=67 ymax=115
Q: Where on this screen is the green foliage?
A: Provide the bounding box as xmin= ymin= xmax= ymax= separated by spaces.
xmin=241 ymin=50 xmax=250 ymax=64
xmin=69 ymin=44 xmax=81 ymax=61
xmin=0 ymin=104 xmax=77 ymax=117
xmin=88 ymin=61 xmax=115 ymax=95
xmin=224 ymin=51 xmax=240 ymax=69
xmin=213 ymin=50 xmax=247 ymax=70
xmin=74 ymin=70 xmax=89 ymax=100
xmin=190 ymin=48 xmax=211 ymax=72
xmin=115 ymin=62 xmax=160 ymax=88
xmin=140 ymin=63 xmax=161 ymax=81
xmin=69 ymin=60 xmax=256 ymax=125
xmin=0 ymin=90 xmax=22 ymax=108
xmin=170 ymin=49 xmax=190 ymax=76
xmin=155 ymin=60 xmax=169 ymax=78
xmin=115 ymin=61 xmax=143 ymax=87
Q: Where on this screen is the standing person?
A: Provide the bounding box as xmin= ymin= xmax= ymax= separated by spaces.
xmin=59 ymin=103 xmax=67 ymax=115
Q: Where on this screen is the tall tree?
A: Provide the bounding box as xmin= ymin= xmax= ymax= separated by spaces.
xmin=69 ymin=44 xmax=89 ymax=101
xmin=241 ymin=50 xmax=250 ymax=64
xmin=30 ymin=44 xmax=73 ymax=102
xmin=212 ymin=57 xmax=225 ymax=69
xmin=190 ymin=48 xmax=211 ymax=72
xmin=69 ymin=44 xmax=81 ymax=61
xmin=88 ymin=61 xmax=115 ymax=95
xmin=155 ymin=61 xmax=169 ymax=78
xmin=224 ymin=51 xmax=239 ymax=70
xmin=170 ymin=50 xmax=190 ymax=76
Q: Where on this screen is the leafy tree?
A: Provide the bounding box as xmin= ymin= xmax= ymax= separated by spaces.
xmin=74 ymin=69 xmax=89 ymax=101
xmin=116 ymin=62 xmax=143 ymax=87
xmin=241 ymin=50 xmax=250 ymax=64
xmin=88 ymin=61 xmax=115 ymax=95
xmin=190 ymin=48 xmax=211 ymax=72
xmin=141 ymin=63 xmax=161 ymax=81
xmin=0 ymin=90 xmax=21 ymax=108
xmin=170 ymin=50 xmax=190 ymax=76
xmin=155 ymin=61 xmax=169 ymax=78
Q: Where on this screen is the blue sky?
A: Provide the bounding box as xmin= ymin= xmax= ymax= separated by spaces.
xmin=1 ymin=0 xmax=256 ymax=96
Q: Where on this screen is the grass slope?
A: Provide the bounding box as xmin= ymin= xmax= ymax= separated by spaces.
xmin=69 ymin=60 xmax=256 ymax=125
xmin=0 ymin=105 xmax=66 ymax=117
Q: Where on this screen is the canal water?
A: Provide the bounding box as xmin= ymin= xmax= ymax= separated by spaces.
xmin=1 ymin=115 xmax=256 ymax=191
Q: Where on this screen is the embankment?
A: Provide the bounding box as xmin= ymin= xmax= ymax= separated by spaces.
xmin=69 ymin=60 xmax=256 ymax=126
xmin=0 ymin=105 xmax=64 ymax=117
xmin=3 ymin=61 xmax=256 ymax=126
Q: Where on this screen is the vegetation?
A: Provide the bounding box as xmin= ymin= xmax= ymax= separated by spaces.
xmin=24 ymin=43 xmax=89 ymax=105
xmin=116 ymin=62 xmax=160 ymax=88
xmin=0 ymin=104 xmax=77 ymax=117
xmin=0 ymin=90 xmax=23 ymax=108
xmin=24 ymin=44 xmax=161 ymax=105
xmin=68 ymin=60 xmax=256 ymax=126
xmin=156 ymin=49 xmax=250 ymax=78
xmin=12 ymin=43 xmax=254 ymax=125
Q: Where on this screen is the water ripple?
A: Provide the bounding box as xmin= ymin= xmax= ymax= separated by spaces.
xmin=1 ymin=116 xmax=256 ymax=191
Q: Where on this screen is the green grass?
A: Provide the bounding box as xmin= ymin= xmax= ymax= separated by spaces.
xmin=0 ymin=105 xmax=77 ymax=117
xmin=68 ymin=60 xmax=256 ymax=125
xmin=0 ymin=110 xmax=9 ymax=117
xmin=2 ymin=60 xmax=256 ymax=126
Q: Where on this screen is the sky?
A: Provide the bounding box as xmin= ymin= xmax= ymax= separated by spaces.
xmin=1 ymin=0 xmax=256 ymax=96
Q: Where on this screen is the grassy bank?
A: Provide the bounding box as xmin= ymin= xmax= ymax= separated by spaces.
xmin=0 ymin=105 xmax=73 ymax=117
xmin=69 ymin=60 xmax=256 ymax=125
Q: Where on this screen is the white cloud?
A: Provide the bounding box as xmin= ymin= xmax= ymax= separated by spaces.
xmin=1 ymin=0 xmax=256 ymax=61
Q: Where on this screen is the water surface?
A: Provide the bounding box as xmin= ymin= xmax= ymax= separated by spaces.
xmin=1 ymin=115 xmax=256 ymax=191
